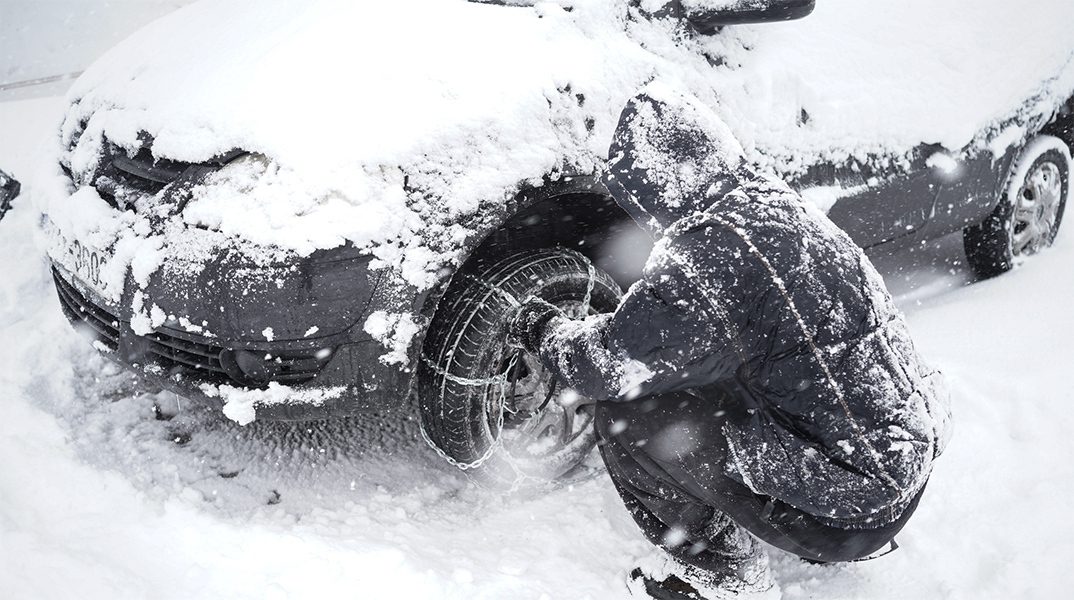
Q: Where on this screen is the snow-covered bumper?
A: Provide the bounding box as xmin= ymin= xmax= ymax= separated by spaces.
xmin=45 ymin=215 xmax=410 ymax=421
xmin=48 ymin=249 xmax=411 ymax=420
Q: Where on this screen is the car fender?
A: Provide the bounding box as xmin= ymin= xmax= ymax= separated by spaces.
xmin=351 ymin=173 xmax=614 ymax=410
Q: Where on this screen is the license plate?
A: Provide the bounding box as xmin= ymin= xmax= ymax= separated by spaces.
xmin=68 ymin=238 xmax=107 ymax=292
xmin=49 ymin=228 xmax=119 ymax=302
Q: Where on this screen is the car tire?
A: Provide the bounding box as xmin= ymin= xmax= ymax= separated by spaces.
xmin=964 ymin=135 xmax=1071 ymax=279
xmin=417 ymin=248 xmax=623 ymax=486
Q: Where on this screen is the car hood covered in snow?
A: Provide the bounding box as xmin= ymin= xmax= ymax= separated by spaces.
xmin=42 ymin=0 xmax=1074 ymax=290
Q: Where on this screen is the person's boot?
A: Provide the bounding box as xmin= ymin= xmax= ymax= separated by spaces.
xmin=628 ymin=560 xmax=774 ymax=600
xmin=627 ymin=520 xmax=775 ymax=599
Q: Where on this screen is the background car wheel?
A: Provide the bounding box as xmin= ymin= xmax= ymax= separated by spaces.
xmin=964 ymin=135 xmax=1071 ymax=279
xmin=417 ymin=248 xmax=623 ymax=486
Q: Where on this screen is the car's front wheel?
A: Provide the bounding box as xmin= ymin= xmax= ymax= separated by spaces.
xmin=964 ymin=135 xmax=1071 ymax=278
xmin=417 ymin=248 xmax=622 ymax=486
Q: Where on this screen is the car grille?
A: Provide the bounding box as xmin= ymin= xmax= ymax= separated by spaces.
xmin=98 ymin=149 xmax=188 ymax=208
xmin=54 ymin=270 xmax=120 ymax=352
xmin=52 ymin=269 xmax=328 ymax=387
xmin=144 ymin=330 xmax=232 ymax=384
xmin=68 ymin=135 xmax=244 ymax=212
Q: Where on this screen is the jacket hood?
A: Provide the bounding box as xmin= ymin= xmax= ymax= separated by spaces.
xmin=602 ymin=82 xmax=751 ymax=236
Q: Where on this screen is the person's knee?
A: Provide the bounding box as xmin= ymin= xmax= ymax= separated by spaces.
xmin=788 ymin=531 xmax=898 ymax=564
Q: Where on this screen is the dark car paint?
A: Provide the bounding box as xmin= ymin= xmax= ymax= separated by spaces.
xmin=822 ymin=149 xmax=1016 ymax=250
xmin=143 ymin=245 xmax=382 ymax=345
xmin=52 ymin=253 xmax=395 ymax=418
xmin=471 ymin=0 xmax=816 ymax=28
xmin=686 ymin=0 xmax=816 ymax=31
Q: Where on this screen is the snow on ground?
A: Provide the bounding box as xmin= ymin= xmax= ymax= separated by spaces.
xmin=3 ymin=93 xmax=1074 ymax=599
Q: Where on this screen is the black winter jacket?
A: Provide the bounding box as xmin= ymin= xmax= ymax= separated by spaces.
xmin=536 ymin=84 xmax=951 ymax=527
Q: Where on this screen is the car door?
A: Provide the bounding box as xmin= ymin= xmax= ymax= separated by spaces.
xmin=788 ymin=148 xmax=940 ymax=249
xmin=680 ymin=1 xmax=940 ymax=248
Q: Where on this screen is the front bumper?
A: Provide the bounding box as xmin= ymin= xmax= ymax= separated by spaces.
xmin=50 ymin=246 xmax=405 ymax=421
xmin=41 ymin=128 xmax=418 ymax=420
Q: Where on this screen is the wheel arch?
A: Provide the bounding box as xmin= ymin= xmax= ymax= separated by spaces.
xmin=1041 ymin=95 xmax=1074 ymax=155
xmin=964 ymin=99 xmax=1074 ymax=234
xmin=399 ymin=173 xmax=643 ymax=398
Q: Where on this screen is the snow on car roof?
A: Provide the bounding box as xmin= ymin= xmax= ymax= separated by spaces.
xmin=46 ymin=0 xmax=1074 ymax=290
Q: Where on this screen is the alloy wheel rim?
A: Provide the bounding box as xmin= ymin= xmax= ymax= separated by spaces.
xmin=1012 ymin=161 xmax=1063 ymax=256
xmin=497 ymin=350 xmax=593 ymax=460
xmin=487 ymin=300 xmax=595 ymax=465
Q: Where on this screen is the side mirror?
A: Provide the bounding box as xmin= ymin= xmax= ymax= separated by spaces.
xmin=686 ymin=0 xmax=816 ymax=33
xmin=0 ymin=169 xmax=21 ymax=222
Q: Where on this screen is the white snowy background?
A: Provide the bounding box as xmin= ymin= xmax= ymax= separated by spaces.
xmin=0 ymin=0 xmax=193 ymax=100
xmin=2 ymin=2 xmax=1074 ymax=598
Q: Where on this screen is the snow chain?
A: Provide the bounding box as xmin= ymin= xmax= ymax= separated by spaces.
xmin=581 ymin=259 xmax=596 ymax=316
xmin=417 ymin=351 xmax=520 ymax=473
xmin=461 ymin=274 xmax=523 ymax=308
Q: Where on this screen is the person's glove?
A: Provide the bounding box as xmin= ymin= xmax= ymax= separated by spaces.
xmin=507 ymin=297 xmax=564 ymax=354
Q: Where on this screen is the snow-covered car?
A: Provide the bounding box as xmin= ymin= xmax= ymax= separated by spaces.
xmin=38 ymin=0 xmax=1074 ymax=482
